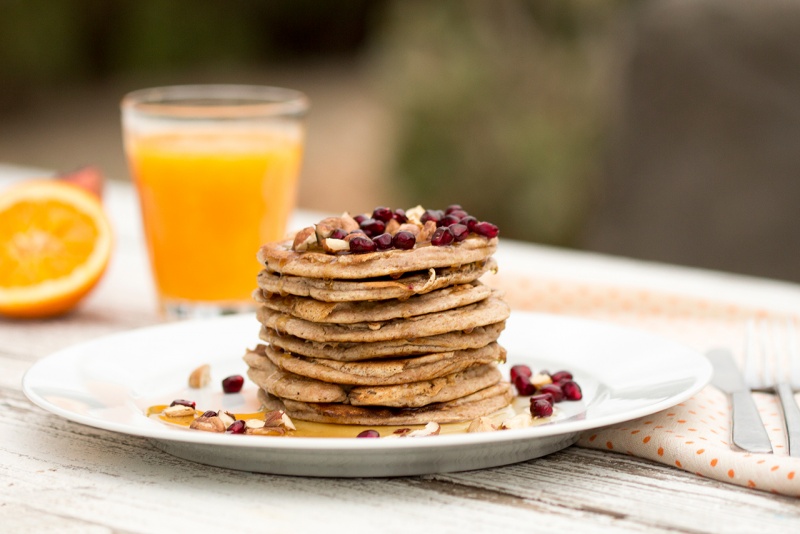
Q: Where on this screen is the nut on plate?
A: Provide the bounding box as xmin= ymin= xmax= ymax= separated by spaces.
xmin=188 ymin=364 xmax=211 ymax=388
xmin=189 ymin=413 xmax=226 ymax=433
xmin=162 ymin=404 xmax=195 ymax=418
xmin=500 ymin=412 xmax=534 ymax=430
xmin=292 ymin=226 xmax=317 ymax=252
xmin=467 ymin=416 xmax=497 ymax=433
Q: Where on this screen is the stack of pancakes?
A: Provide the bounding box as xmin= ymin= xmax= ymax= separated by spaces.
xmin=244 ymin=212 xmax=513 ymax=426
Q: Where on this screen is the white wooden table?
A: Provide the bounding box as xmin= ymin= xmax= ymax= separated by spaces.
xmin=2 ymin=165 xmax=800 ymax=533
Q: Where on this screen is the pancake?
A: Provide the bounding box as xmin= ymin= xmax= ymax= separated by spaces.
xmin=254 ymin=281 xmax=492 ymax=324
xmin=256 ymin=258 xmax=496 ymax=303
xmin=259 ymin=321 xmax=506 ymax=361
xmin=245 ymin=346 xmax=502 ymax=407
xmin=256 ymin=294 xmax=510 ymax=343
xmin=259 ymin=342 xmax=506 ymax=386
xmin=257 ymin=236 xmax=497 ymax=280
xmin=258 ymin=382 xmax=515 ymax=425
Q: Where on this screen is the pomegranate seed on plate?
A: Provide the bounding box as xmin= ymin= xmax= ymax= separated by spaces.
xmin=561 ymin=380 xmax=583 ymax=401
xmin=445 ymin=204 xmax=463 ymax=214
xmin=329 ymin=228 xmax=348 ymax=240
xmin=510 ymin=364 xmax=532 ymax=383
xmin=392 ymin=209 xmax=408 ymax=223
xmin=357 ymin=429 xmax=381 ymax=438
xmin=531 ymin=399 xmax=554 ymax=418
xmin=440 ymin=215 xmax=461 ymax=227
xmin=228 ymin=420 xmax=247 ymax=434
xmin=539 ymin=384 xmax=564 ymax=403
xmin=222 ymin=375 xmax=244 ymax=393
xmin=460 ymin=215 xmax=478 ymax=232
xmin=550 ymin=370 xmax=573 ymax=383
xmin=450 ymin=223 xmax=469 ymax=242
xmin=513 ymin=375 xmax=536 ymax=396
xmin=202 ymin=410 xmax=218 ymax=418
xmin=170 ymin=399 xmax=196 ymax=409
xmin=529 ymin=392 xmax=555 ymax=405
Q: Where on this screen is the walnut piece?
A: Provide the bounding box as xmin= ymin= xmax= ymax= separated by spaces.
xmin=163 ymin=405 xmax=195 ymax=418
xmin=188 ymin=364 xmax=211 ymax=389
xmin=292 ymin=226 xmax=317 ymax=252
xmin=500 ymin=412 xmax=533 ymax=430
xmin=189 ymin=414 xmax=225 ymax=433
xmin=467 ymin=416 xmax=497 ymax=433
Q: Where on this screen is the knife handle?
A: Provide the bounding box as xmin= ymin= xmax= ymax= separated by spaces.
xmin=731 ymin=391 xmax=773 ymax=454
xmin=776 ymin=383 xmax=800 ymax=458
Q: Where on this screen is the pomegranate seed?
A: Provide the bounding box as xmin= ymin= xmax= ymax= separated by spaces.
xmin=372 ymin=232 xmax=393 ymax=250
xmin=170 ymin=399 xmax=196 ymax=409
xmin=359 ymin=218 xmax=385 ymax=237
xmin=353 ymin=214 xmax=367 ymax=224
xmin=460 ymin=215 xmax=478 ymax=232
xmin=357 ymin=429 xmax=381 ymax=438
xmin=228 ymin=420 xmax=247 ymax=434
xmin=473 ymin=221 xmax=499 ymax=238
xmin=202 ymin=410 xmax=218 ymax=418
xmin=420 ymin=209 xmax=443 ymax=225
xmin=550 ymin=370 xmax=573 ymax=383
xmin=447 ymin=209 xmax=468 ymax=220
xmin=510 ymin=364 xmax=532 ymax=383
xmin=372 ymin=206 xmax=393 ymax=222
xmin=450 ymin=223 xmax=469 ymax=242
xmin=530 ymin=392 xmax=555 ymax=405
xmin=431 ymin=227 xmax=454 ymax=246
xmin=222 ymin=375 xmax=244 ymax=393
xmin=392 ymin=231 xmax=416 ymax=250
xmin=440 ymin=214 xmax=461 ymax=227
xmin=531 ymin=399 xmax=554 ymax=418
xmin=392 ymin=209 xmax=408 ymax=223
xmin=349 ymin=236 xmax=377 ymax=253
xmin=445 ymin=204 xmax=463 ymax=214
xmin=514 ymin=375 xmax=536 ymax=396
xmin=329 ymin=228 xmax=348 ymax=240
xmin=561 ymin=380 xmax=583 ymax=401
xmin=538 ymin=384 xmax=564 ymax=403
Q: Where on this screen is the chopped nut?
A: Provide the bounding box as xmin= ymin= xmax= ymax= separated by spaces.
xmin=531 ymin=373 xmax=553 ymax=388
xmin=218 ymin=410 xmax=236 ymax=428
xmin=188 ymin=364 xmax=211 ymax=389
xmin=245 ymin=419 xmax=266 ymax=429
xmin=406 ymin=422 xmax=441 ymax=437
xmin=418 ymin=220 xmax=437 ymax=243
xmin=280 ymin=412 xmax=296 ymax=431
xmin=396 ymin=223 xmax=421 ymax=237
xmin=322 ymin=238 xmax=349 ymax=253
xmin=315 ymin=217 xmax=343 ymax=241
xmin=385 ymin=218 xmax=400 ymax=235
xmin=339 ymin=212 xmax=360 ymax=232
xmin=292 ymin=226 xmax=317 ymax=252
xmin=189 ymin=415 xmax=225 ymax=433
xmin=467 ymin=416 xmax=497 ymax=433
xmin=163 ymin=404 xmax=196 ymax=418
xmin=405 ymin=205 xmax=425 ymax=225
xmin=500 ymin=412 xmax=534 ymax=430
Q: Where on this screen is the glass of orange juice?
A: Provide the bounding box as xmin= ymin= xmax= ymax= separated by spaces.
xmin=121 ymin=85 xmax=308 ymax=319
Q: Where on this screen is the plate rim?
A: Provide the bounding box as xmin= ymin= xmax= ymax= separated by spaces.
xmin=22 ymin=311 xmax=712 ymax=451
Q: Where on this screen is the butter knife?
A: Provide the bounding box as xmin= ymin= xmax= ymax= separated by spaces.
xmin=706 ymin=349 xmax=773 ymax=454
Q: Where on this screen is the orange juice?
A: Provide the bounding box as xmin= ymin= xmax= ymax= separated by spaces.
xmin=126 ymin=131 xmax=302 ymax=306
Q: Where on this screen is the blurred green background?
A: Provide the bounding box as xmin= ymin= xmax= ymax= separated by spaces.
xmin=2 ymin=0 xmax=799 ymax=282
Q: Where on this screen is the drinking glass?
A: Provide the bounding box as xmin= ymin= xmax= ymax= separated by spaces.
xmin=121 ymin=85 xmax=308 ymax=318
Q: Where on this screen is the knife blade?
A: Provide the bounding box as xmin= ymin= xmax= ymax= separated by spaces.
xmin=706 ymin=349 xmax=773 ymax=454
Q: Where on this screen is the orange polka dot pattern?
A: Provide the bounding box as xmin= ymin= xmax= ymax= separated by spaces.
xmin=486 ymin=273 xmax=800 ymax=497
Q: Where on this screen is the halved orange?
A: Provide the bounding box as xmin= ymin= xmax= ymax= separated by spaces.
xmin=0 ymin=180 xmax=113 ymax=318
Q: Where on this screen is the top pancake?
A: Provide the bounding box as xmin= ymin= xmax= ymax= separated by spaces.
xmin=257 ymin=236 xmax=497 ymax=280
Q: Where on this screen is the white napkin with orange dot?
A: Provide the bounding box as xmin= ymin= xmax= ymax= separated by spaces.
xmin=488 ymin=273 xmax=800 ymax=497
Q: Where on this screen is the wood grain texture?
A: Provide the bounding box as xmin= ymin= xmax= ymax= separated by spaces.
xmin=3 ymin=174 xmax=800 ymax=532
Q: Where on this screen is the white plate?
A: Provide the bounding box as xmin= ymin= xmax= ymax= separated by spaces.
xmin=23 ymin=312 xmax=711 ymax=477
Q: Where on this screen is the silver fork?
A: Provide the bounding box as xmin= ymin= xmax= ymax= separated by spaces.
xmin=743 ymin=316 xmax=800 ymax=457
